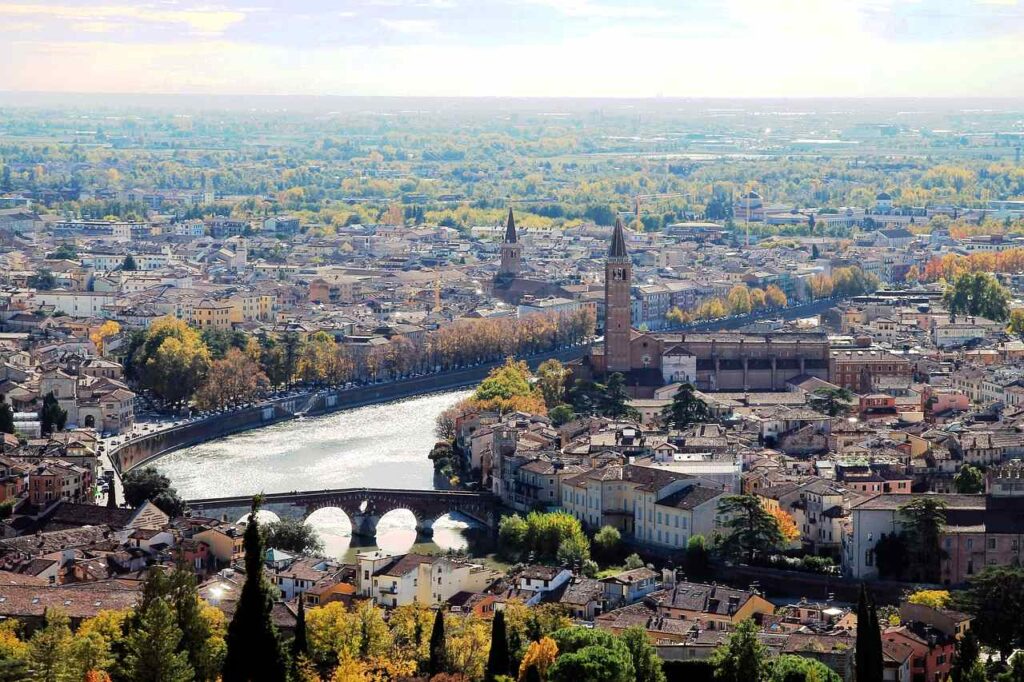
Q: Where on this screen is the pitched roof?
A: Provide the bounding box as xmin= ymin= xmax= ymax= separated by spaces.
xmin=504 ymin=208 xmax=518 ymax=244
xmin=608 ymin=217 xmax=628 ymax=260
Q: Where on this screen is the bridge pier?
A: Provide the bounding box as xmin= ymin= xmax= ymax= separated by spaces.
xmin=350 ymin=513 xmax=381 ymax=538
xmin=416 ymin=517 xmax=435 ymax=537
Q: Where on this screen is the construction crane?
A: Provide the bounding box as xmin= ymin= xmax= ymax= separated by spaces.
xmin=633 ymin=192 xmax=689 ymax=231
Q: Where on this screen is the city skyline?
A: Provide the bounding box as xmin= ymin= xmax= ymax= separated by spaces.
xmin=2 ymin=0 xmax=1024 ymax=97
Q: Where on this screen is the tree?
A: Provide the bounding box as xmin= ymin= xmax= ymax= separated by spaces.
xmin=954 ymin=566 xmax=1024 ymax=660
xmin=770 ymin=507 xmax=800 ymax=544
xmin=122 ymin=254 xmax=138 ymax=271
xmin=194 ymin=348 xmax=269 ymax=411
xmin=1009 ymin=309 xmax=1024 ymax=336
xmin=593 ymin=525 xmax=622 ymax=563
xmin=548 ymin=628 xmax=634 ymax=682
xmin=769 ymin=654 xmax=841 ymax=682
xmin=765 ymin=285 xmax=788 ymax=308
xmin=727 ymin=285 xmax=753 ymax=315
xmin=486 ymin=610 xmax=511 ymax=681
xmin=954 ymin=464 xmax=985 ymax=494
xmin=807 ymin=387 xmax=855 ymax=417
xmin=428 ymin=608 xmax=447 ymax=677
xmin=123 ymin=597 xmax=193 ymax=682
xmin=0 ymin=398 xmax=14 ymax=435
xmin=624 ymin=553 xmax=645 ymax=570
xmin=536 ymin=359 xmax=569 ymax=408
xmin=89 ymin=320 xmax=121 ymax=357
xmin=498 ymin=514 xmax=529 ymax=559
xmin=168 ymin=567 xmax=223 ymax=682
xmin=599 ymin=372 xmax=635 ymax=420
xmin=28 ymin=608 xmax=73 ymax=682
xmin=944 ymin=271 xmax=1011 ymax=321
xmin=709 ymin=619 xmax=768 ymax=682
xmin=132 ymin=317 xmax=211 ymax=405
xmin=899 ymin=497 xmax=947 ymax=583
xmin=548 ymin=404 xmax=575 ymax=427
xmin=874 ymin=531 xmax=908 ymax=580
xmin=122 ymin=467 xmax=185 ymax=517
xmin=263 ymin=517 xmax=324 ymax=555
xmin=685 ymin=535 xmax=711 ymax=578
xmin=292 ymin=598 xmax=308 ymax=665
xmin=619 ymin=626 xmax=666 ymax=682
xmin=29 ymin=268 xmax=56 ymax=290
xmin=907 ymin=590 xmax=951 ymax=610
xmin=39 ymin=391 xmax=67 ymax=436
xmin=518 ymin=637 xmax=558 ymax=681
xmin=856 ymin=585 xmax=882 ymax=682
xmin=661 ymin=383 xmax=711 ymax=430
xmin=716 ymin=495 xmax=786 ymax=564
xmin=951 ymin=630 xmax=985 ymax=682
xmin=997 ymin=652 xmax=1024 ymax=682
xmin=222 ymin=497 xmax=287 ymax=682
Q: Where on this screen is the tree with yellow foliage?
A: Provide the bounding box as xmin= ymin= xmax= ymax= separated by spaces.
xmin=765 ymin=284 xmax=788 ymax=308
xmin=518 ymin=637 xmax=558 ymax=681
xmin=89 ymin=320 xmax=121 ymax=357
xmin=727 ymin=285 xmax=753 ymax=315
xmin=770 ymin=507 xmax=801 ymax=544
xmin=906 ymin=590 xmax=950 ymax=610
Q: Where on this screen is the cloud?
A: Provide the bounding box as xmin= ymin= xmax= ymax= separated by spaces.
xmin=0 ymin=2 xmax=247 ymax=35
xmin=378 ymin=18 xmax=437 ymax=33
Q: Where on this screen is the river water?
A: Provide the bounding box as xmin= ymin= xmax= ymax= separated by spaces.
xmin=155 ymin=389 xmax=480 ymax=560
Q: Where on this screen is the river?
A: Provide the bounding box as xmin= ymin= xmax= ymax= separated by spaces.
xmin=155 ymin=389 xmax=480 ymax=560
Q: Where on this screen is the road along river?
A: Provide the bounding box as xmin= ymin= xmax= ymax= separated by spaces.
xmin=155 ymin=390 xmax=482 ymax=559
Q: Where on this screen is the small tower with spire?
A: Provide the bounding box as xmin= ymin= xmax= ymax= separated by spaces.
xmin=498 ymin=207 xmax=522 ymax=278
xmin=605 ymin=216 xmax=632 ymax=373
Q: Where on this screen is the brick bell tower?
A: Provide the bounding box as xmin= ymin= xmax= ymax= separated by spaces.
xmin=498 ymin=207 xmax=522 ymax=277
xmin=605 ymin=216 xmax=632 ymax=373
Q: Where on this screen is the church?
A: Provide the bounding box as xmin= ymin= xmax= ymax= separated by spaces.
xmin=581 ymin=218 xmax=832 ymax=397
xmin=490 ymin=208 xmax=572 ymax=305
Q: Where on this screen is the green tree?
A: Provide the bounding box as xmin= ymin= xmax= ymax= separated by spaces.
xmin=39 ymin=391 xmax=67 ymax=436
xmin=485 ymin=610 xmax=510 ymax=681
xmin=123 ymin=596 xmax=193 ymax=682
xmin=292 ymin=598 xmax=308 ymax=668
xmin=263 ymin=518 xmax=324 ymax=555
xmin=624 ymin=553 xmax=646 ymax=570
xmin=498 ymin=514 xmax=529 ymax=559
xmin=899 ymin=497 xmax=947 ymax=583
xmin=619 ymin=626 xmax=666 ymax=682
xmin=944 ymin=271 xmax=1011 ymax=321
xmin=951 ymin=630 xmax=983 ymax=682
xmin=536 ymin=359 xmax=569 ymax=408
xmin=123 ymin=254 xmax=138 ymax=271
xmin=428 ymin=609 xmax=447 ymax=677
xmin=710 ymin=619 xmax=768 ymax=682
xmin=600 ymin=372 xmax=637 ymax=420
xmin=997 ymin=652 xmax=1024 ymax=682
xmin=548 ymin=404 xmax=575 ymax=427
xmin=0 ymin=398 xmax=14 ymax=435
xmin=593 ymin=525 xmax=622 ymax=563
xmin=661 ymin=383 xmax=711 ymax=429
xmin=29 ymin=269 xmax=56 ymax=290
xmin=131 ymin=317 xmax=211 ymax=405
xmin=169 ymin=567 xmax=221 ymax=682
xmin=549 ymin=628 xmax=634 ymax=682
xmin=28 ymin=608 xmax=72 ymax=682
xmin=769 ymin=654 xmax=841 ymax=682
xmin=716 ymin=495 xmax=785 ymax=564
xmin=50 ymin=243 xmax=78 ymax=260
xmin=954 ymin=566 xmax=1024 ymax=660
xmin=222 ymin=497 xmax=287 ymax=682
xmin=855 ymin=585 xmax=882 ymax=682
xmin=685 ymin=534 xmax=711 ymax=579
xmin=807 ymin=387 xmax=855 ymax=417
xmin=954 ymin=464 xmax=985 ymax=494
xmin=122 ymin=467 xmax=184 ymax=517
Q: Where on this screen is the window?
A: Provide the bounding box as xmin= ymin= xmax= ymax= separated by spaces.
xmin=988 ymin=538 xmax=997 ymax=550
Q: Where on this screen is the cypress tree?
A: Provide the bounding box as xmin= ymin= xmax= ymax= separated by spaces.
xmin=292 ymin=598 xmax=308 ymax=661
xmin=485 ymin=610 xmax=510 ymax=681
xmin=222 ymin=497 xmax=287 ymax=682
xmin=856 ymin=584 xmax=883 ymax=682
xmin=122 ymin=597 xmax=192 ymax=682
xmin=428 ymin=609 xmax=447 ymax=677
xmin=0 ymin=399 xmax=14 ymax=435
xmin=170 ymin=566 xmax=217 ymax=682
xmin=106 ymin=484 xmax=117 ymax=508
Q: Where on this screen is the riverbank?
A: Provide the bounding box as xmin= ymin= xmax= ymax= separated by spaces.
xmin=111 ymin=343 xmax=590 ymax=476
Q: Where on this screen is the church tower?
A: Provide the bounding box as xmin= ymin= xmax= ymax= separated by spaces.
xmin=605 ymin=217 xmax=632 ymax=373
xmin=499 ymin=208 xmax=522 ymax=277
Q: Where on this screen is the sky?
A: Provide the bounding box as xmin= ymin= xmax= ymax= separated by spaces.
xmin=1 ymin=0 xmax=1024 ymax=97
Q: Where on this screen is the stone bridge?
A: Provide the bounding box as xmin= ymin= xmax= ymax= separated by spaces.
xmin=185 ymin=488 xmax=500 ymax=538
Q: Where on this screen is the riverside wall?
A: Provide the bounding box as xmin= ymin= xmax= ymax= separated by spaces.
xmin=111 ymin=343 xmax=590 ymax=475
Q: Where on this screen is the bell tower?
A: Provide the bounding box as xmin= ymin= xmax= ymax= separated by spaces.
xmin=499 ymin=208 xmax=522 ymax=277
xmin=605 ymin=217 xmax=632 ymax=373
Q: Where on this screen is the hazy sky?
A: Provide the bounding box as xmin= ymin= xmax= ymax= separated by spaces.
xmin=1 ymin=0 xmax=1023 ymax=97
